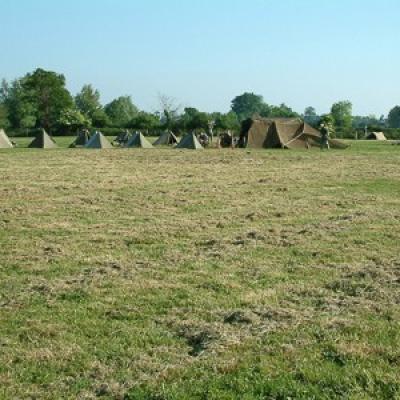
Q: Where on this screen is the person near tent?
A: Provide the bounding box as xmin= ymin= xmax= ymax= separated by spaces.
xmin=198 ymin=132 xmax=209 ymax=147
xmin=319 ymin=123 xmax=330 ymax=150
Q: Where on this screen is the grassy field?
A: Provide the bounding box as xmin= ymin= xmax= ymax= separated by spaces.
xmin=0 ymin=140 xmax=399 ymax=399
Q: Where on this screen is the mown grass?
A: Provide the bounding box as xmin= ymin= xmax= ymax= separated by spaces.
xmin=0 ymin=140 xmax=399 ymax=399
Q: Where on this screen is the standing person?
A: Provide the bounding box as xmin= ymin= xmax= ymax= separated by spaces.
xmin=320 ymin=123 xmax=330 ymax=150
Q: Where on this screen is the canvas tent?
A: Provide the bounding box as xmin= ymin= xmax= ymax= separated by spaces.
xmin=175 ymin=133 xmax=203 ymax=150
xmin=0 ymin=129 xmax=13 ymax=148
xmin=85 ymin=132 xmax=112 ymax=149
xmin=366 ymin=132 xmax=387 ymax=140
xmin=239 ymin=118 xmax=348 ymax=149
xmin=70 ymin=130 xmax=90 ymax=147
xmin=125 ymin=132 xmax=153 ymax=148
xmin=153 ymin=131 xmax=179 ymax=146
xmin=28 ymin=129 xmax=58 ymax=149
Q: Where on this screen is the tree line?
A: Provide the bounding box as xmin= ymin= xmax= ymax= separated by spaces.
xmin=1 ymin=68 xmax=400 ymax=138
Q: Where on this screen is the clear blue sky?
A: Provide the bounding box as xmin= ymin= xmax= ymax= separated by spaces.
xmin=1 ymin=0 xmax=399 ymax=116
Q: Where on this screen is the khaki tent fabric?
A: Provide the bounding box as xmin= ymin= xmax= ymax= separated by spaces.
xmin=154 ymin=131 xmax=178 ymax=146
xmin=366 ymin=132 xmax=387 ymax=140
xmin=70 ymin=131 xmax=90 ymax=147
xmin=125 ymin=132 xmax=153 ymax=148
xmin=85 ymin=132 xmax=112 ymax=149
xmin=175 ymin=133 xmax=203 ymax=150
xmin=28 ymin=129 xmax=58 ymax=149
xmin=0 ymin=129 xmax=13 ymax=148
xmin=240 ymin=118 xmax=348 ymax=149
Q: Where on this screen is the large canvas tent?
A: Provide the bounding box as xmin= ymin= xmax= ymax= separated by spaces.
xmin=69 ymin=131 xmax=90 ymax=147
xmin=0 ymin=129 xmax=13 ymax=148
xmin=366 ymin=132 xmax=387 ymax=141
xmin=153 ymin=131 xmax=178 ymax=146
xmin=28 ymin=129 xmax=58 ymax=149
xmin=175 ymin=133 xmax=203 ymax=150
xmin=125 ymin=132 xmax=153 ymax=148
xmin=85 ymin=132 xmax=112 ymax=149
xmin=239 ymin=118 xmax=348 ymax=149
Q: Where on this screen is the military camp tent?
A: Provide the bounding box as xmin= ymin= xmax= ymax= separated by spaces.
xmin=175 ymin=133 xmax=203 ymax=150
xmin=0 ymin=129 xmax=13 ymax=148
xmin=69 ymin=130 xmax=90 ymax=147
xmin=153 ymin=131 xmax=178 ymax=146
xmin=85 ymin=132 xmax=112 ymax=149
xmin=125 ymin=132 xmax=153 ymax=148
xmin=28 ymin=129 xmax=58 ymax=149
xmin=239 ymin=118 xmax=348 ymax=149
xmin=366 ymin=132 xmax=387 ymax=140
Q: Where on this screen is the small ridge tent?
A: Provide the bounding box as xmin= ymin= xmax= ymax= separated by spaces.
xmin=175 ymin=133 xmax=203 ymax=150
xmin=125 ymin=132 xmax=153 ymax=148
xmin=239 ymin=118 xmax=348 ymax=149
xmin=366 ymin=132 xmax=387 ymax=140
xmin=28 ymin=129 xmax=58 ymax=149
xmin=84 ymin=132 xmax=112 ymax=149
xmin=153 ymin=131 xmax=178 ymax=146
xmin=0 ymin=129 xmax=13 ymax=148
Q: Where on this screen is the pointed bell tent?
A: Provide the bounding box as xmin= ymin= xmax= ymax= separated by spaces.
xmin=28 ymin=129 xmax=58 ymax=149
xmin=85 ymin=132 xmax=113 ymax=149
xmin=175 ymin=133 xmax=203 ymax=150
xmin=125 ymin=132 xmax=153 ymax=148
xmin=0 ymin=129 xmax=13 ymax=148
xmin=153 ymin=131 xmax=179 ymax=146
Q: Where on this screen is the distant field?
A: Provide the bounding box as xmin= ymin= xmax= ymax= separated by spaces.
xmin=0 ymin=142 xmax=399 ymax=399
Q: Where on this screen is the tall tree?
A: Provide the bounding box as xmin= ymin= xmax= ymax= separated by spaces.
xmin=127 ymin=111 xmax=160 ymax=133
xmin=180 ymin=107 xmax=209 ymax=132
xmin=75 ymin=84 xmax=102 ymax=118
xmin=104 ymin=96 xmax=138 ymax=127
xmin=231 ymin=92 xmax=268 ymax=121
xmin=388 ymin=106 xmax=400 ymax=128
xmin=19 ymin=68 xmax=74 ymax=132
xmin=330 ymin=101 xmax=353 ymax=137
xmin=214 ymin=111 xmax=240 ymax=131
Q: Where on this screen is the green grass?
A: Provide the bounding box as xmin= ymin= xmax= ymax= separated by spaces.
xmin=0 ymin=141 xmax=400 ymax=399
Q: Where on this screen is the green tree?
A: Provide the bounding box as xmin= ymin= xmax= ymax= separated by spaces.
xmin=388 ymin=106 xmax=400 ymax=128
xmin=158 ymin=94 xmax=180 ymax=131
xmin=231 ymin=92 xmax=268 ymax=121
xmin=57 ymin=108 xmax=91 ymax=134
xmin=104 ymin=96 xmax=138 ymax=127
xmin=180 ymin=107 xmax=209 ymax=132
xmin=214 ymin=111 xmax=240 ymax=131
xmin=0 ymin=104 xmax=10 ymax=129
xmin=19 ymin=68 xmax=74 ymax=132
xmin=330 ymin=101 xmax=353 ymax=137
xmin=91 ymin=108 xmax=110 ymax=128
xmin=269 ymin=103 xmax=299 ymax=118
xmin=75 ymin=84 xmax=102 ymax=118
xmin=127 ymin=111 xmax=160 ymax=134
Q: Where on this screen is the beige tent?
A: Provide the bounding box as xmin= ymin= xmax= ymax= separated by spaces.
xmin=366 ymin=132 xmax=387 ymax=140
xmin=154 ymin=131 xmax=179 ymax=146
xmin=28 ymin=129 xmax=58 ymax=149
xmin=85 ymin=132 xmax=112 ymax=149
xmin=125 ymin=132 xmax=153 ymax=148
xmin=175 ymin=133 xmax=203 ymax=150
xmin=0 ymin=129 xmax=13 ymax=148
xmin=239 ymin=118 xmax=348 ymax=149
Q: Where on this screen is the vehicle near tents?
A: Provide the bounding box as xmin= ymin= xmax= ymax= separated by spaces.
xmin=365 ymin=132 xmax=387 ymax=140
xmin=175 ymin=133 xmax=203 ymax=150
xmin=69 ymin=130 xmax=91 ymax=147
xmin=113 ymin=131 xmax=131 ymax=147
xmin=239 ymin=118 xmax=348 ymax=149
xmin=85 ymin=131 xmax=112 ymax=149
xmin=153 ymin=131 xmax=179 ymax=146
xmin=0 ymin=129 xmax=13 ymax=149
xmin=125 ymin=132 xmax=153 ymax=148
xmin=28 ymin=129 xmax=58 ymax=149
